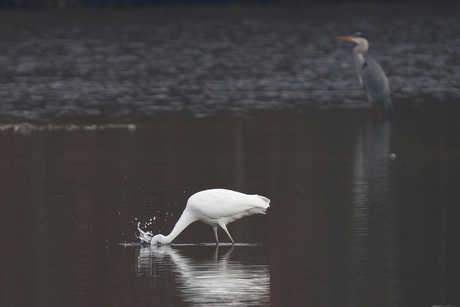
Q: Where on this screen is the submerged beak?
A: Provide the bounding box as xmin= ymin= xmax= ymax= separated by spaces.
xmin=337 ymin=36 xmax=354 ymax=41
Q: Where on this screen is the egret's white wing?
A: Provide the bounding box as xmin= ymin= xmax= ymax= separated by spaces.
xmin=186 ymin=189 xmax=269 ymax=220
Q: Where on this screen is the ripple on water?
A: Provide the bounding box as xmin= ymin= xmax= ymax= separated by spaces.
xmin=119 ymin=242 xmax=262 ymax=247
xmin=0 ymin=123 xmax=136 ymax=133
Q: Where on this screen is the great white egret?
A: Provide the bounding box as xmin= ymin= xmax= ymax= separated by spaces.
xmin=138 ymin=188 xmax=270 ymax=246
xmin=337 ymin=33 xmax=393 ymax=115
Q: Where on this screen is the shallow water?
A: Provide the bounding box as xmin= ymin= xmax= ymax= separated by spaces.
xmin=1 ymin=3 xmax=460 ymax=307
xmin=1 ymin=108 xmax=460 ymax=307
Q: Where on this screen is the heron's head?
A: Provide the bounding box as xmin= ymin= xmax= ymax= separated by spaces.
xmin=150 ymin=234 xmax=169 ymax=246
xmin=337 ymin=32 xmax=369 ymax=53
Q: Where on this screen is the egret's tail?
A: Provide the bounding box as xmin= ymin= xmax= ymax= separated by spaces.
xmin=254 ymin=195 xmax=270 ymax=211
xmin=256 ymin=195 xmax=270 ymax=204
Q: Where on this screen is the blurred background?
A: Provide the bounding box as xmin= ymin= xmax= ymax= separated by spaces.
xmin=0 ymin=1 xmax=460 ymax=307
xmin=0 ymin=1 xmax=458 ymax=122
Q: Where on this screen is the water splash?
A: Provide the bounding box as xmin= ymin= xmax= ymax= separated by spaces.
xmin=136 ymin=222 xmax=153 ymax=244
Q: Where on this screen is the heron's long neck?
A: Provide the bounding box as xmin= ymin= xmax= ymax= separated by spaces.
xmin=353 ymin=49 xmax=365 ymax=85
xmin=164 ymin=209 xmax=196 ymax=243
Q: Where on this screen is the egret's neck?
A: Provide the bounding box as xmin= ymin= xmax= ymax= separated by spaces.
xmin=164 ymin=209 xmax=196 ymax=243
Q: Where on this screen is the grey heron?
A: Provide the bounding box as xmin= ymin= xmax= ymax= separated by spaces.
xmin=337 ymin=33 xmax=393 ymax=115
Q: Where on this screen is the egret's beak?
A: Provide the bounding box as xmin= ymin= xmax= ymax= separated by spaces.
xmin=337 ymin=36 xmax=354 ymax=41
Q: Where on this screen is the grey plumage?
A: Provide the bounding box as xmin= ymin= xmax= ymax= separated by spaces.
xmin=361 ymin=58 xmax=393 ymax=114
xmin=338 ymin=33 xmax=393 ymax=115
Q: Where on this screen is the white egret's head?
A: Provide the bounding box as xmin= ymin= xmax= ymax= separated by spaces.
xmin=337 ymin=32 xmax=369 ymax=53
xmin=150 ymin=234 xmax=169 ymax=246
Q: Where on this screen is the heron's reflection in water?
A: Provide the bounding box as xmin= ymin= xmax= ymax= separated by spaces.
xmin=352 ymin=119 xmax=392 ymax=227
xmin=351 ymin=119 xmax=396 ymax=305
xmin=136 ymin=245 xmax=270 ymax=306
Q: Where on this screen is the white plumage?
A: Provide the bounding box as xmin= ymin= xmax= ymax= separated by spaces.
xmin=138 ymin=188 xmax=270 ymax=245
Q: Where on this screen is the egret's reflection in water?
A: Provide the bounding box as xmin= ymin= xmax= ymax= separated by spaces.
xmin=136 ymin=246 xmax=270 ymax=306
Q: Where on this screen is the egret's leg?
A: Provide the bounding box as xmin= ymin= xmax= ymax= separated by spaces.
xmin=213 ymin=226 xmax=219 ymax=245
xmin=222 ymin=245 xmax=234 ymax=260
xmin=220 ymin=224 xmax=235 ymax=245
xmin=213 ymin=245 xmax=219 ymax=260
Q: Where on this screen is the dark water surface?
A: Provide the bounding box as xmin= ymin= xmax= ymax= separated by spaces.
xmin=1 ymin=108 xmax=460 ymax=307
xmin=1 ymin=3 xmax=460 ymax=307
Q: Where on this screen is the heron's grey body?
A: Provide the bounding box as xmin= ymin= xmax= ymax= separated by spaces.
xmin=361 ymin=58 xmax=392 ymax=114
xmin=339 ymin=33 xmax=393 ymax=115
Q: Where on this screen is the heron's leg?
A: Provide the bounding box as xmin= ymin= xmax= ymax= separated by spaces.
xmin=213 ymin=226 xmax=219 ymax=245
xmin=369 ymin=101 xmax=381 ymax=117
xmin=220 ymin=224 xmax=235 ymax=245
xmin=368 ymin=100 xmax=375 ymax=111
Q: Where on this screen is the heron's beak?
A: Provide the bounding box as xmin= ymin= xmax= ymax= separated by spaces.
xmin=337 ymin=36 xmax=354 ymax=41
